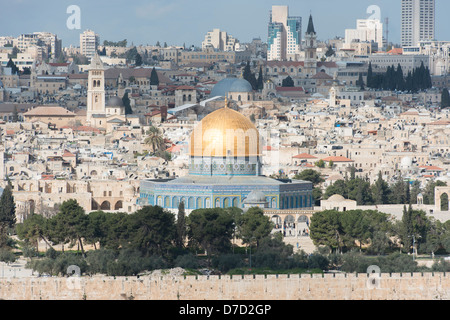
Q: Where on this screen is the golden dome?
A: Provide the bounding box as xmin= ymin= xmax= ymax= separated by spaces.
xmin=190 ymin=107 xmax=261 ymax=158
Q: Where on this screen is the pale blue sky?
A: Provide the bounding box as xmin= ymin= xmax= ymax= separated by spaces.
xmin=1 ymin=0 xmax=449 ymax=47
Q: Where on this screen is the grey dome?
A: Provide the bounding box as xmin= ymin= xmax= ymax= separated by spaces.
xmin=106 ymin=96 xmax=124 ymax=108
xmin=244 ymin=190 xmax=267 ymax=203
xmin=210 ymin=77 xmax=253 ymax=97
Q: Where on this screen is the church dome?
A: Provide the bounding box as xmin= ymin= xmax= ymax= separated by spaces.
xmin=210 ymin=77 xmax=253 ymax=97
xmin=106 ymin=96 xmax=124 ymax=108
xmin=189 ymin=106 xmax=261 ymax=158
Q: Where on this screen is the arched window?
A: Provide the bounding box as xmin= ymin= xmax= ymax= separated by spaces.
xmin=164 ymin=196 xmax=170 ymax=208
xmin=172 ymin=196 xmax=179 ymax=209
xmin=100 ymin=201 xmax=111 ymax=211
xmin=114 ymin=201 xmax=123 ymax=210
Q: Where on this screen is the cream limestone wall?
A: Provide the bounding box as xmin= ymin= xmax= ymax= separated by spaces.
xmin=0 ymin=272 xmax=449 ymax=300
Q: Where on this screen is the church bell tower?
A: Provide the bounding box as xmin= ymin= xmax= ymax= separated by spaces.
xmin=87 ymin=54 xmax=106 ymax=123
xmin=304 ymin=14 xmax=317 ymax=77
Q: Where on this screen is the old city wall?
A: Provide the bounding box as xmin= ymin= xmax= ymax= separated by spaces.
xmin=0 ymin=272 xmax=449 ymax=300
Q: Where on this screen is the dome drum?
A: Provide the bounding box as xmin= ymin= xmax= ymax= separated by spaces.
xmin=189 ymin=155 xmax=261 ymax=176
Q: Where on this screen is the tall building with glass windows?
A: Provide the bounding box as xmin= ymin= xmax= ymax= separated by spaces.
xmin=267 ymin=5 xmax=302 ymax=61
xmin=401 ymin=0 xmax=435 ymax=47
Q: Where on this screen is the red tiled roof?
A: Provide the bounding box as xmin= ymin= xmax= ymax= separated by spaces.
xmin=322 ymin=156 xmax=354 ymax=162
xmin=176 ymin=85 xmax=196 ymax=90
xmin=293 ymin=153 xmax=317 ymax=159
xmin=419 ymin=165 xmax=443 ymax=171
xmin=62 ymin=150 xmax=76 ymax=157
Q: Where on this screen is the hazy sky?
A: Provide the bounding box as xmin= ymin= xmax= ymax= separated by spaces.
xmin=1 ymin=0 xmax=449 ymax=47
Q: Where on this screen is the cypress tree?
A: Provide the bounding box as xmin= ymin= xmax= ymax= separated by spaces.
xmin=150 ymin=67 xmax=159 ymax=86
xmin=405 ymin=71 xmax=413 ymax=92
xmin=0 ymin=183 xmax=16 ymax=248
xmin=424 ymin=66 xmax=432 ymax=89
xmin=0 ymin=184 xmax=16 ymax=228
xmin=441 ymin=88 xmax=450 ymax=108
xmin=257 ymin=66 xmax=264 ymax=90
xmin=401 ymin=204 xmax=414 ymax=253
xmin=396 ymin=64 xmax=405 ymax=91
xmin=367 ymin=62 xmax=373 ymax=88
xmin=358 ymin=73 xmax=365 ymax=90
xmin=176 ymin=201 xmax=186 ymax=248
xmin=243 ymin=61 xmax=252 ymax=83
xmin=122 ymin=92 xmax=133 ymax=115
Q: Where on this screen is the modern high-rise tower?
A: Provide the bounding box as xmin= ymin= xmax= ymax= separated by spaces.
xmin=267 ymin=5 xmax=302 ymax=61
xmin=80 ymin=29 xmax=100 ymax=60
xmin=401 ymin=0 xmax=435 ymax=47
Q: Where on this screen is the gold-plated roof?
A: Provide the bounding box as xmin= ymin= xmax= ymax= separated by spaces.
xmin=189 ymin=107 xmax=261 ymax=157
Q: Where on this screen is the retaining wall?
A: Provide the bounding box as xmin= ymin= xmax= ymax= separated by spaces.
xmin=0 ymin=272 xmax=449 ymax=300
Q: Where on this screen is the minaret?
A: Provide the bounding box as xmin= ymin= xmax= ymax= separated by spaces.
xmin=304 ymin=14 xmax=317 ymax=77
xmin=86 ymin=54 xmax=106 ymax=123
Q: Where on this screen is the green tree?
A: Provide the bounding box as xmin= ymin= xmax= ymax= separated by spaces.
xmin=85 ymin=210 xmax=109 ymax=250
xmin=294 ymin=169 xmax=323 ymax=186
xmin=309 ymin=210 xmax=343 ymax=252
xmin=315 ymin=159 xmax=325 ymax=168
xmin=340 ymin=210 xmax=371 ymax=250
xmin=0 ymin=182 xmax=16 ymax=248
xmin=257 ymin=65 xmax=264 ymax=90
xmin=16 ymin=213 xmax=53 ymax=254
xmin=187 ymin=208 xmax=234 ymax=259
xmin=294 ymin=169 xmax=324 ymax=206
xmin=324 ymin=179 xmax=347 ymax=199
xmin=243 ymin=61 xmax=252 ymax=83
xmin=282 ymin=76 xmax=294 ymax=87
xmin=127 ymin=206 xmax=176 ymax=256
xmin=176 ymin=201 xmax=187 ymax=249
xmin=441 ymin=88 xmax=450 ymax=108
xmin=357 ymin=73 xmax=365 ymax=90
xmin=366 ymin=62 xmax=373 ymax=88
xmin=236 ymin=207 xmax=273 ymax=247
xmin=48 ymin=200 xmax=88 ymax=256
xmin=150 ymin=67 xmax=159 ymax=86
xmin=101 ymin=212 xmax=130 ymax=250
xmin=144 ymin=126 xmax=165 ymax=153
xmin=122 ymin=92 xmax=133 ymax=115
xmin=371 ymin=171 xmax=391 ymax=204
xmin=135 ymin=53 xmax=143 ymax=66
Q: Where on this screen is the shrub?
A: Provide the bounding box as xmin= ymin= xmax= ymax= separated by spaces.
xmin=174 ymin=253 xmax=200 ymax=269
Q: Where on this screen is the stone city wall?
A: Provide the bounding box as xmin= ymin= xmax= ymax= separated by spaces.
xmin=0 ymin=272 xmax=449 ymax=300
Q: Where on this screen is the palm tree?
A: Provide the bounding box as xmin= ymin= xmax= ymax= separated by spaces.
xmin=144 ymin=126 xmax=165 ymax=154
